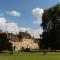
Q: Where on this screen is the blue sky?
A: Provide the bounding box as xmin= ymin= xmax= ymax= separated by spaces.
xmin=0 ymin=0 xmax=60 ymax=38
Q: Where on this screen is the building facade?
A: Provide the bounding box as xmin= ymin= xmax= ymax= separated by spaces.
xmin=0 ymin=31 xmax=39 ymax=51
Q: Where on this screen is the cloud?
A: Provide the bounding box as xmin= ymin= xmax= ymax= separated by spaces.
xmin=0 ymin=17 xmax=19 ymax=34
xmin=28 ymin=29 xmax=43 ymax=38
xmin=7 ymin=11 xmax=21 ymax=17
xmin=0 ymin=17 xmax=43 ymax=38
xmin=19 ymin=27 xmax=31 ymax=32
xmin=0 ymin=17 xmax=7 ymax=24
xmin=0 ymin=17 xmax=7 ymax=31
xmin=6 ymin=23 xmax=19 ymax=34
xmin=32 ymin=8 xmax=44 ymax=24
xmin=32 ymin=29 xmax=43 ymax=38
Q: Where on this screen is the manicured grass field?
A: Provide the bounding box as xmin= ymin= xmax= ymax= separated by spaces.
xmin=0 ymin=52 xmax=60 ymax=60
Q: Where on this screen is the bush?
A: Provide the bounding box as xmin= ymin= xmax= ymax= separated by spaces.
xmin=21 ymin=47 xmax=30 ymax=52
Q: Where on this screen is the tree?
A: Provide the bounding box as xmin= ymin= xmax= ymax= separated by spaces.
xmin=0 ymin=33 xmax=12 ymax=53
xmin=41 ymin=3 xmax=60 ymax=51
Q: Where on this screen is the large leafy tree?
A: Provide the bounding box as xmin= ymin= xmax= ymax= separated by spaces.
xmin=41 ymin=4 xmax=60 ymax=51
xmin=0 ymin=33 xmax=12 ymax=52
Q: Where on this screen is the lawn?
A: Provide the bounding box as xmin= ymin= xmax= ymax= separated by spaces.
xmin=0 ymin=52 xmax=60 ymax=60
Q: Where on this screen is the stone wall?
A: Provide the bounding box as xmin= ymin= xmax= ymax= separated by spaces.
xmin=12 ymin=39 xmax=39 ymax=51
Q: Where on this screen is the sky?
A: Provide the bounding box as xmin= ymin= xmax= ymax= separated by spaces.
xmin=0 ymin=0 xmax=60 ymax=38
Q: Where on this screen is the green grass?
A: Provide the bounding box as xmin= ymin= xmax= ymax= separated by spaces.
xmin=0 ymin=52 xmax=60 ymax=60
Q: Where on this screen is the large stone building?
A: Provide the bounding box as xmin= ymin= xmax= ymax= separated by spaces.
xmin=18 ymin=31 xmax=32 ymax=39
xmin=0 ymin=31 xmax=39 ymax=51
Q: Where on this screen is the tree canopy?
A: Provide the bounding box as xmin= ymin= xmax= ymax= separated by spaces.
xmin=40 ymin=4 xmax=60 ymax=51
xmin=0 ymin=33 xmax=12 ymax=52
